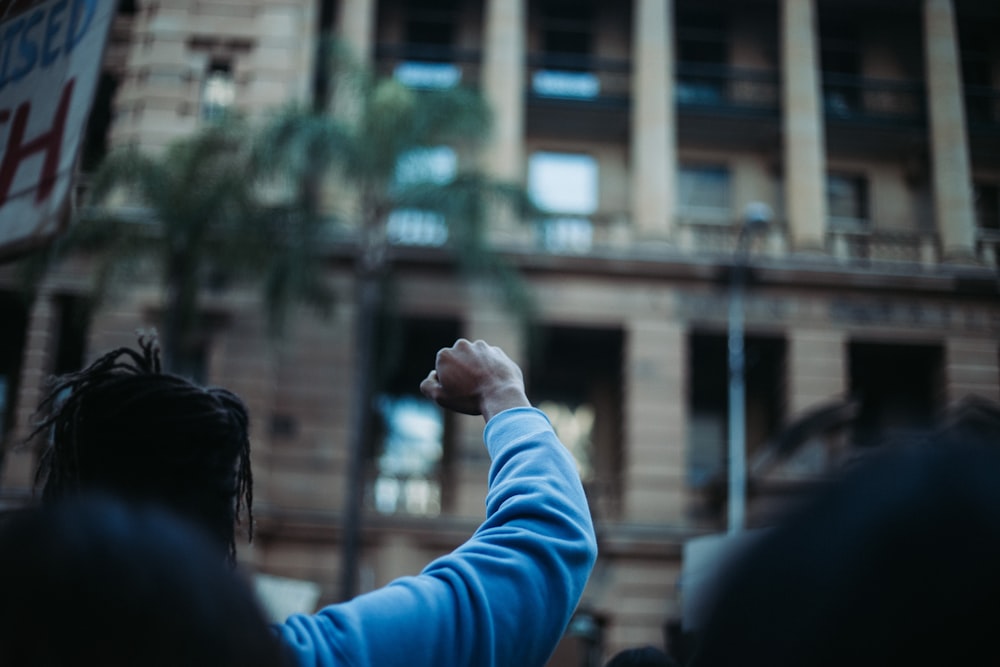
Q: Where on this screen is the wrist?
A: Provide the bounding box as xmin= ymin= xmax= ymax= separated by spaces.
xmin=480 ymin=384 xmax=531 ymax=423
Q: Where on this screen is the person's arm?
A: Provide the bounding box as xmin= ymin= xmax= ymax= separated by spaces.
xmin=276 ymin=339 xmax=598 ymax=667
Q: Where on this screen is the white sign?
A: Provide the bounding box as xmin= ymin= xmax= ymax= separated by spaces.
xmin=680 ymin=529 xmax=769 ymax=631
xmin=0 ymin=0 xmax=115 ymax=261
xmin=254 ymin=573 xmax=322 ymax=623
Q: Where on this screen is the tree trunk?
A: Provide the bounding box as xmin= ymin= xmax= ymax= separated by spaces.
xmin=162 ymin=254 xmax=197 ymax=374
xmin=339 ymin=265 xmax=381 ymax=601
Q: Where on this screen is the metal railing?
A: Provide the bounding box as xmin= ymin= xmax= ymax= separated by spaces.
xmin=675 ymin=63 xmax=779 ymax=115
xmin=825 ymin=223 xmax=938 ymax=266
xmin=675 ymin=217 xmax=788 ymax=258
xmin=822 ymin=73 xmax=925 ymax=125
xmin=672 ymin=217 xmax=941 ymax=268
xmin=374 ymin=43 xmax=482 ymax=89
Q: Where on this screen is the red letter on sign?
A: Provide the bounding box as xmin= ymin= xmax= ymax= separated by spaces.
xmin=0 ymin=78 xmax=75 ymax=206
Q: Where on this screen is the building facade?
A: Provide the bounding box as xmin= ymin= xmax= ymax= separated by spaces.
xmin=2 ymin=0 xmax=999 ymax=663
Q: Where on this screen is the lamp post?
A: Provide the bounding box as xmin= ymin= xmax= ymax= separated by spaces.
xmin=727 ymin=202 xmax=771 ymax=534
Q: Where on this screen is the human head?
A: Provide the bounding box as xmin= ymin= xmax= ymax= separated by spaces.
xmin=0 ymin=494 xmax=288 ymax=667
xmin=28 ymin=333 xmax=253 ymax=565
xmin=689 ymin=398 xmax=1000 ymax=667
xmin=605 ymin=645 xmax=678 ymax=667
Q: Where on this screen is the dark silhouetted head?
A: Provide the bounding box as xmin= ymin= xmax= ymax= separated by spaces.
xmin=689 ymin=398 xmax=1000 ymax=667
xmin=0 ymin=494 xmax=288 ymax=667
xmin=28 ymin=333 xmax=253 ymax=565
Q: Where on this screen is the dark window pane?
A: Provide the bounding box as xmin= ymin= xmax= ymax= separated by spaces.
xmin=679 ymin=164 xmax=731 ymax=212
xmin=827 ymin=173 xmax=868 ymax=222
xmin=975 ymin=183 xmax=1000 ymax=231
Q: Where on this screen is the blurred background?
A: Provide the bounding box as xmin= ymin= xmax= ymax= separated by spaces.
xmin=1 ymin=0 xmax=999 ymax=664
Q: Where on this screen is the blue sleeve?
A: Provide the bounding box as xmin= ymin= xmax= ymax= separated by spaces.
xmin=275 ymin=407 xmax=598 ymax=667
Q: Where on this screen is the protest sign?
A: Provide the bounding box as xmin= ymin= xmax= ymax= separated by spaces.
xmin=0 ymin=0 xmax=116 ymax=261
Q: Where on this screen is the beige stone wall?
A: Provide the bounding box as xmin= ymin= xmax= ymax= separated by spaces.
xmin=944 ymin=338 xmax=1000 ymax=405
xmin=590 ymin=554 xmax=680 ymax=659
xmin=623 ymin=318 xmax=687 ymax=524
xmin=786 ymin=328 xmax=847 ymax=417
xmin=110 ymin=0 xmax=315 ymax=153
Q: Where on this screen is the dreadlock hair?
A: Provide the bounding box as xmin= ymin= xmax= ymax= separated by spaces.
xmin=27 ymin=333 xmax=253 ymax=566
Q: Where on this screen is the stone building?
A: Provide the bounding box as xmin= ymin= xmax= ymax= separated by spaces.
xmin=1 ymin=0 xmax=999 ymax=663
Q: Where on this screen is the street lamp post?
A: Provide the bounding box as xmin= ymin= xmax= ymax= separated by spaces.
xmin=727 ymin=202 xmax=771 ymax=534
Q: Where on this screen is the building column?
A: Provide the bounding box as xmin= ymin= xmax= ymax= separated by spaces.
xmin=781 ymin=0 xmax=827 ymax=252
xmin=631 ymin=0 xmax=675 ymax=240
xmin=623 ymin=318 xmax=687 ymax=523
xmin=337 ymin=0 xmax=377 ymax=66
xmin=481 ymin=0 xmax=527 ymax=240
xmin=787 ymin=328 xmax=847 ymax=417
xmin=944 ymin=337 xmax=999 ymax=406
xmin=451 ymin=284 xmax=525 ymax=517
xmin=924 ymin=0 xmax=977 ymax=262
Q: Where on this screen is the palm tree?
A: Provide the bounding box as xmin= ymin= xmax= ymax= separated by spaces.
xmin=256 ymin=45 xmax=536 ymax=600
xmin=25 ymin=117 xmax=332 ymax=373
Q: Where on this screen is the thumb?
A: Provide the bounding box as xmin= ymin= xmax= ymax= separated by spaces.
xmin=420 ymin=370 xmax=441 ymax=400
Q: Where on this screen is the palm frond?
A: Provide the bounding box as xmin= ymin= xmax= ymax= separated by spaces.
xmin=255 ymin=106 xmax=357 ymax=186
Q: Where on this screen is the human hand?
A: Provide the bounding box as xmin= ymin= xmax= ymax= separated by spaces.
xmin=420 ymin=339 xmax=530 ymax=423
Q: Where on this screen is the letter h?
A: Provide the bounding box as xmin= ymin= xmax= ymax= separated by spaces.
xmin=0 ymin=78 xmax=76 ymax=206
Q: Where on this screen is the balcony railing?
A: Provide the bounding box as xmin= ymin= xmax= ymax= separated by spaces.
xmin=374 ymin=43 xmax=482 ymax=89
xmin=675 ymin=63 xmax=779 ymax=115
xmin=826 ymin=222 xmax=938 ymax=267
xmin=822 ymin=74 xmax=925 ymax=125
xmin=675 ymin=218 xmax=788 ymax=257
xmin=526 ymin=53 xmax=630 ymax=106
xmin=672 ymin=218 xmax=941 ymax=268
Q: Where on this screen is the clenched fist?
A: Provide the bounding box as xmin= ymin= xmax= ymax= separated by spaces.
xmin=420 ymin=339 xmax=531 ymax=422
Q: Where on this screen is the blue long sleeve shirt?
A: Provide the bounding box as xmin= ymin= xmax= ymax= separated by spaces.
xmin=275 ymin=407 xmax=598 ymax=667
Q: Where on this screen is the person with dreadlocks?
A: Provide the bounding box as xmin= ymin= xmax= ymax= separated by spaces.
xmin=29 ymin=332 xmax=253 ymax=566
xmin=28 ymin=335 xmax=597 ymax=667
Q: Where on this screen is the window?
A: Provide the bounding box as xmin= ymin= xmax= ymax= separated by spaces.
xmin=959 ymin=22 xmax=996 ymax=124
xmin=533 ymin=0 xmax=598 ymax=99
xmin=974 ymin=182 xmax=1000 ymax=231
xmin=688 ymin=334 xmax=727 ymax=492
xmin=387 ymin=147 xmax=455 ymax=246
xmin=394 ymin=146 xmax=456 ymax=185
xmin=0 ymin=293 xmax=28 ymax=447
xmin=529 ymin=326 xmax=623 ymax=519
xmin=394 ymin=61 xmax=461 ymax=89
xmin=201 ymin=60 xmax=235 ymax=121
xmin=826 ymin=172 xmax=869 ymax=225
xmin=528 ymin=152 xmax=597 ymax=252
xmin=394 ymin=0 xmax=461 ymax=89
xmin=820 ymin=20 xmax=860 ymax=116
xmin=849 ymin=342 xmax=943 ymax=448
xmin=532 ymin=70 xmax=599 ymax=99
xmin=541 ymin=0 xmax=593 ymax=59
xmin=687 ymin=333 xmax=785 ymax=520
xmin=372 ymin=318 xmax=459 ymax=516
xmin=406 ymin=0 xmax=457 ymax=52
xmin=675 ymin=7 xmax=727 ymax=105
xmin=374 ymin=396 xmax=444 ymax=516
xmin=678 ymin=164 xmax=730 ymax=221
